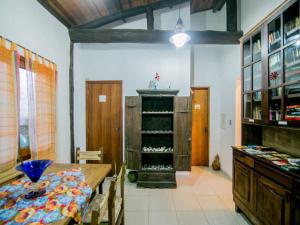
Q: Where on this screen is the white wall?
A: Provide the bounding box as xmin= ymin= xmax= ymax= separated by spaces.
xmin=0 ymin=0 xmax=70 ymax=163
xmin=74 ymin=43 xmax=190 ymax=150
xmin=241 ymin=0 xmax=286 ymax=33
xmin=73 ymin=4 xmax=191 ymax=152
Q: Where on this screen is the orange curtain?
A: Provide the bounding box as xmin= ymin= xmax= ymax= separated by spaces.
xmin=0 ymin=38 xmax=19 ymax=172
xmin=32 ymin=57 xmax=56 ymax=160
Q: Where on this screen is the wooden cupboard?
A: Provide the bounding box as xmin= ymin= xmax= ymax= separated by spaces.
xmin=125 ymin=89 xmax=191 ymax=188
xmin=232 ymin=147 xmax=300 ymax=225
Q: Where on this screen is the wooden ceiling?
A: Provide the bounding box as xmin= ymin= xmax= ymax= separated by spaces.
xmin=38 ymin=0 xmax=224 ymax=29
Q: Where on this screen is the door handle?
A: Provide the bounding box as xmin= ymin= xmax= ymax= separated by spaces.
xmin=204 ymin=128 xmax=208 ymax=133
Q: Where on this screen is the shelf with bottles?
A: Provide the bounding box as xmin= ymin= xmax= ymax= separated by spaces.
xmin=243 ymin=40 xmax=251 ymax=66
xmin=269 ymin=88 xmax=282 ymax=122
xmin=243 ymin=93 xmax=252 ymax=119
xmin=253 ymin=92 xmax=262 ymax=120
xmin=243 ymin=66 xmax=252 ymax=92
xmin=252 ymin=33 xmax=262 ymax=61
xmin=285 ymin=83 xmax=300 ymax=121
xmin=253 ymin=61 xmax=262 ymax=90
xmin=269 ymin=17 xmax=282 ymax=53
xmin=284 ymin=43 xmax=300 ymax=84
xmin=284 ymin=1 xmax=300 ymax=44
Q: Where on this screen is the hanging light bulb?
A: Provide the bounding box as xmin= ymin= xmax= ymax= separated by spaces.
xmin=169 ymin=9 xmax=191 ymax=48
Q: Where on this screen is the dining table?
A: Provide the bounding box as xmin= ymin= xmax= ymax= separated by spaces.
xmin=47 ymin=163 xmax=112 ymax=225
xmin=0 ymin=163 xmax=112 ymax=225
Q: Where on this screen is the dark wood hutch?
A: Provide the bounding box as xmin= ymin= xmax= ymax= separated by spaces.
xmin=234 ymin=0 xmax=300 ymax=224
xmin=125 ymin=89 xmax=191 ymax=188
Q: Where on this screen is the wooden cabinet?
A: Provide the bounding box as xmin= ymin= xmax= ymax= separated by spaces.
xmin=125 ymin=90 xmax=192 ymax=188
xmin=293 ymin=195 xmax=300 ymax=225
xmin=232 ymin=148 xmax=299 ymax=225
xmin=174 ymin=96 xmax=192 ymax=171
xmin=254 ymin=174 xmax=291 ymax=225
xmin=125 ymin=96 xmax=141 ymax=170
xmin=233 ymin=161 xmax=253 ymax=209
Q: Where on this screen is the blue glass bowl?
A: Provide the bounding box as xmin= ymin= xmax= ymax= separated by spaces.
xmin=16 ymin=160 xmax=53 ymax=183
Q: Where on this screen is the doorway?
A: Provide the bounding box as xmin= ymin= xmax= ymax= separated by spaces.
xmin=191 ymin=87 xmax=209 ymax=166
xmin=86 ymin=81 xmax=123 ymax=174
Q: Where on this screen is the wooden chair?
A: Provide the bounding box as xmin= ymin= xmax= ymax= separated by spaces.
xmin=75 ymin=147 xmax=104 ymax=164
xmin=82 ymin=164 xmax=125 ymax=225
xmin=0 ymin=168 xmax=23 ymax=187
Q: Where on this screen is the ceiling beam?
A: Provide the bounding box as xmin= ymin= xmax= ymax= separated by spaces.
xmin=69 ymin=29 xmax=243 ymax=44
xmin=74 ymin=0 xmax=189 ymax=29
xmin=226 ymin=0 xmax=237 ymax=32
xmin=212 ymin=0 xmax=226 ymax=13
xmin=146 ymin=8 xmax=154 ymax=30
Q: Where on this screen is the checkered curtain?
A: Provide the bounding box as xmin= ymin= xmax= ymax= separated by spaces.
xmin=31 ymin=56 xmax=57 ymax=161
xmin=0 ymin=38 xmax=19 ymax=172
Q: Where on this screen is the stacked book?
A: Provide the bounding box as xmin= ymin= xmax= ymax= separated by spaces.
xmin=285 ymin=105 xmax=300 ymax=121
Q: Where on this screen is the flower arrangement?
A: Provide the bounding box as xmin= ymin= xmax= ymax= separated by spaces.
xmin=148 ymin=72 xmax=160 ymax=89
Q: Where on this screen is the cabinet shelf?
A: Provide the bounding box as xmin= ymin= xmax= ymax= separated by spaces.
xmin=142 ymin=130 xmax=173 ymax=134
xmin=142 ymin=111 xmax=173 ymax=115
xmin=141 ymin=151 xmax=173 ymax=154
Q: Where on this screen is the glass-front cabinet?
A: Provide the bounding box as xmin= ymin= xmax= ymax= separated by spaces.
xmin=242 ymin=0 xmax=300 ymax=127
xmin=242 ymin=30 xmax=262 ymax=123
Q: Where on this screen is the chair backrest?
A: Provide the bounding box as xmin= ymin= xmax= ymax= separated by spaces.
xmin=107 ymin=163 xmax=125 ymax=225
xmin=83 ymin=181 xmax=112 ymax=225
xmin=83 ymin=164 xmax=125 ymax=225
xmin=75 ymin=147 xmax=103 ymax=164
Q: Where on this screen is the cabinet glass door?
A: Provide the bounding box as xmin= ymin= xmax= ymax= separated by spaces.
xmin=253 ymin=61 xmax=262 ymax=90
xmin=253 ymin=33 xmax=262 ymax=61
xmin=244 ymin=94 xmax=252 ymax=119
xmin=243 ymin=66 xmax=252 ymax=91
xmin=283 ymin=1 xmax=300 ymax=44
xmin=243 ymin=40 xmax=251 ymax=65
xmin=269 ymin=52 xmax=282 ymax=87
xmin=253 ymin=92 xmax=262 ymax=120
xmin=285 ymin=83 xmax=300 ymax=121
xmin=284 ymin=43 xmax=300 ymax=84
xmin=268 ymin=17 xmax=281 ymax=53
xmin=269 ymin=88 xmax=282 ymax=121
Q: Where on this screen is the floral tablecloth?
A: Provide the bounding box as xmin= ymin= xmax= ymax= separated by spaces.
xmin=0 ymin=168 xmax=92 ymax=224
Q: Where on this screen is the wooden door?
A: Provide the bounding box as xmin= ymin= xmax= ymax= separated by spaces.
xmin=191 ymin=88 xmax=209 ymax=166
xmin=233 ymin=161 xmax=252 ymax=208
xmin=174 ymin=96 xmax=192 ymax=171
xmin=254 ymin=174 xmax=291 ymax=225
xmin=86 ymin=81 xmax=122 ymax=174
xmin=125 ymin=96 xmax=141 ymax=170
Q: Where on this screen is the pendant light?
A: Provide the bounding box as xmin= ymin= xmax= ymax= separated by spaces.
xmin=169 ymin=8 xmax=191 ymax=48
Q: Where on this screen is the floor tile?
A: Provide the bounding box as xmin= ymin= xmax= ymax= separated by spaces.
xmin=197 ymin=195 xmax=228 ymax=211
xmin=149 ymin=195 xmax=175 ymax=211
xmin=149 ymin=212 xmax=178 ymax=225
xmin=122 ymin=167 xmax=250 ymax=225
xmin=125 ymin=211 xmax=148 ymax=225
xmin=177 ymin=211 xmax=209 ymax=225
xmin=173 ymin=194 xmax=201 ymax=211
xmin=125 ymin=195 xmax=149 ymax=211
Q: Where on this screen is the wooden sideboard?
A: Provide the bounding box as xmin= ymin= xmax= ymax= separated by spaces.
xmin=232 ymin=147 xmax=300 ymax=225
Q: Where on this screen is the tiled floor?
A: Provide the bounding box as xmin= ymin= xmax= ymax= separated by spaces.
xmin=123 ymin=167 xmax=251 ymax=225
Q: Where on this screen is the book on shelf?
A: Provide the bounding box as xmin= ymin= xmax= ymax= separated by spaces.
xmin=285 ymin=105 xmax=300 ymax=120
xmin=269 ymin=30 xmax=281 ymax=44
xmin=285 ymin=17 xmax=300 ymax=37
xmin=270 ymin=109 xmax=281 ymax=121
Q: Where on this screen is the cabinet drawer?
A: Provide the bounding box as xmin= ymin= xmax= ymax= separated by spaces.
xmin=234 ymin=151 xmax=254 ymax=168
xmin=255 ymin=161 xmax=293 ymax=190
xmin=138 ymin=171 xmax=175 ymax=182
